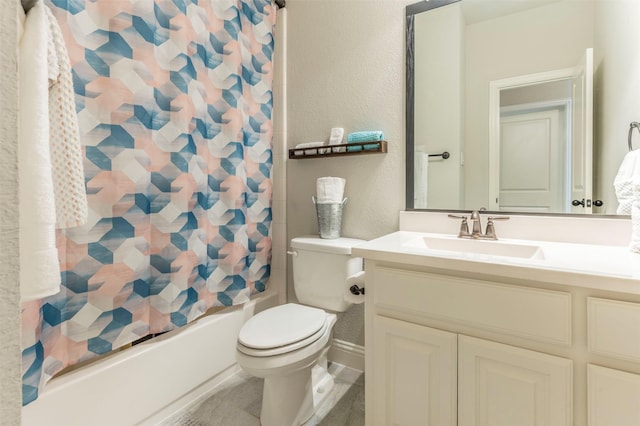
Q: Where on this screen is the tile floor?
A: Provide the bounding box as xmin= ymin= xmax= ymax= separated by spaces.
xmin=163 ymin=363 xmax=364 ymax=426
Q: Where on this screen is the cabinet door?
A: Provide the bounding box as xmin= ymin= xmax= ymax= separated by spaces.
xmin=588 ymin=364 xmax=640 ymax=426
xmin=458 ymin=335 xmax=573 ymax=426
xmin=372 ymin=316 xmax=457 ymax=426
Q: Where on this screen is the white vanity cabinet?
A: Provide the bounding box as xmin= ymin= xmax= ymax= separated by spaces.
xmin=588 ymin=364 xmax=640 ymax=426
xmin=373 ymin=316 xmax=457 ymax=425
xmin=372 ymin=315 xmax=572 ymax=426
xmin=458 ymin=335 xmax=572 ymax=426
xmin=361 ymin=260 xmax=640 ymax=426
xmin=586 ymin=298 xmax=640 ymax=425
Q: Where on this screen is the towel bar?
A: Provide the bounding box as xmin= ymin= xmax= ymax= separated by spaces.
xmin=428 ymin=151 xmax=450 ymax=159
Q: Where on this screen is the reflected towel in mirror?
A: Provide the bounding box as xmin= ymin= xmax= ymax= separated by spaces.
xmin=414 ymin=147 xmax=428 ymax=209
xmin=614 ymin=150 xmax=640 ymax=215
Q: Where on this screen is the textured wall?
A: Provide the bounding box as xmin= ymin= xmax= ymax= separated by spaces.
xmin=0 ymin=0 xmax=22 ymax=422
xmin=285 ymin=0 xmax=413 ymax=346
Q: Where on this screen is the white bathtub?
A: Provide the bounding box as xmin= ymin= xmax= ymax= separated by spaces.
xmin=22 ymin=291 xmax=279 ymax=426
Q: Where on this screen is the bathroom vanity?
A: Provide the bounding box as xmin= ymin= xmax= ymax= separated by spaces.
xmin=354 ymin=221 xmax=640 ymax=426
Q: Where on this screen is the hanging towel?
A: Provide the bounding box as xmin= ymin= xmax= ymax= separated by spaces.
xmin=613 ymin=150 xmax=640 ymax=215
xmin=19 ymin=0 xmax=62 ymax=302
xmin=45 ymin=5 xmax=88 ymax=229
xmin=414 ymin=147 xmax=429 ymax=209
xmin=632 ymin=183 xmax=640 ymax=253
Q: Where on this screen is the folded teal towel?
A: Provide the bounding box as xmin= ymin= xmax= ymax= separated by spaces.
xmin=347 ymin=131 xmax=384 ymax=143
xmin=346 ymin=143 xmax=381 ymax=152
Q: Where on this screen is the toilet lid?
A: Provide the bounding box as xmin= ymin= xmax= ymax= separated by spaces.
xmin=238 ymin=303 xmax=327 ymax=350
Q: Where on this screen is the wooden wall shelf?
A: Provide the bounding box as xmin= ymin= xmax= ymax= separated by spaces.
xmin=288 ymin=141 xmax=387 ymax=159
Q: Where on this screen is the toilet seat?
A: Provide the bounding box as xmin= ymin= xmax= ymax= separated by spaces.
xmin=237 ymin=318 xmax=330 ymax=357
xmin=237 ymin=303 xmax=328 ymax=357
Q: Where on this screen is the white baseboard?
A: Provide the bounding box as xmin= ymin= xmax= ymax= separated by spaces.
xmin=328 ymin=338 xmax=364 ymax=372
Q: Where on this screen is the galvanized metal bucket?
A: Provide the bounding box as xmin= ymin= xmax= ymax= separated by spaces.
xmin=312 ymin=196 xmax=347 ymax=239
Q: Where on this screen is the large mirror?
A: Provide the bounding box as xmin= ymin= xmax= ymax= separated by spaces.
xmin=406 ymin=0 xmax=640 ymax=216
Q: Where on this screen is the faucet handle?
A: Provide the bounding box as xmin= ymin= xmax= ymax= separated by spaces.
xmin=486 ymin=216 xmax=510 ymax=222
xmin=447 ymin=214 xmax=467 ymax=220
xmin=484 ymin=216 xmax=509 ymax=239
xmin=448 ymin=214 xmax=470 ymax=237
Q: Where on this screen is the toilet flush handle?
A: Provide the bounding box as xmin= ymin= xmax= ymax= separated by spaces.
xmin=286 ymin=250 xmax=298 ymax=257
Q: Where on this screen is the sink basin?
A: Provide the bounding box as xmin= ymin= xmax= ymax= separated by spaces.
xmin=404 ymin=236 xmax=545 ymax=260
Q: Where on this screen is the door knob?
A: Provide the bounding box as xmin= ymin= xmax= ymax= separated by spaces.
xmin=571 ymin=199 xmax=585 ymax=207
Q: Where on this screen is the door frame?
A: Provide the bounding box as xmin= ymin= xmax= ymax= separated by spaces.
xmin=488 ymin=68 xmax=575 ymax=210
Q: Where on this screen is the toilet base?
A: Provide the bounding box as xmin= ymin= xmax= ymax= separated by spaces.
xmin=260 ymin=351 xmax=335 ymax=426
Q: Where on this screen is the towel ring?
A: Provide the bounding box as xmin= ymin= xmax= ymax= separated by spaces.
xmin=629 ymin=122 xmax=640 ymax=151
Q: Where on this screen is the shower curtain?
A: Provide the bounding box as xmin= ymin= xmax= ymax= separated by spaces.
xmin=22 ymin=0 xmax=275 ymax=405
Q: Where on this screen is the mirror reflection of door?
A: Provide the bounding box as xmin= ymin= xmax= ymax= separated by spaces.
xmin=489 ymin=48 xmax=594 ymax=213
xmin=499 ymin=107 xmax=566 ymax=212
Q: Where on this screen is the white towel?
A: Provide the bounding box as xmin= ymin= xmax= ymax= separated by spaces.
xmin=316 ymin=177 xmax=345 ymax=204
xmin=295 ymin=141 xmax=327 ymax=155
xmin=632 ymin=183 xmax=640 ymax=253
xmin=45 ymin=6 xmax=88 ymax=229
xmin=295 ymin=142 xmax=325 ymax=149
xmin=19 ymin=0 xmax=62 ymax=302
xmin=614 ymin=150 xmax=640 ymax=215
xmin=414 ymin=147 xmax=429 ymax=209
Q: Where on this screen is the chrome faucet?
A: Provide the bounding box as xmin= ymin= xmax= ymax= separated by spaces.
xmin=448 ymin=209 xmax=509 ymax=240
xmin=469 ymin=210 xmax=483 ymax=237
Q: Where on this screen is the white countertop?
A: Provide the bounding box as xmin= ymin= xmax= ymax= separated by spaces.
xmin=352 ymin=231 xmax=640 ymax=295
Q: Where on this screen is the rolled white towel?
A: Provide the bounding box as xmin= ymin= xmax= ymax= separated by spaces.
xmin=295 ymin=141 xmax=327 ymax=155
xmin=316 ymin=177 xmax=345 ymax=204
xmin=329 ymin=128 xmax=345 ymax=152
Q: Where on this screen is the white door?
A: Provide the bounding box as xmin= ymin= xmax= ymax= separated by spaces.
xmin=588 ymin=364 xmax=640 ymax=426
xmin=499 ymin=108 xmax=564 ymax=212
xmin=458 ymin=335 xmax=573 ymax=426
xmin=570 ymin=48 xmax=594 ymax=213
xmin=372 ymin=316 xmax=457 ymax=426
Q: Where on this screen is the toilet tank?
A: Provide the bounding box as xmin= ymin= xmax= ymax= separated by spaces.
xmin=290 ymin=236 xmax=365 ymax=312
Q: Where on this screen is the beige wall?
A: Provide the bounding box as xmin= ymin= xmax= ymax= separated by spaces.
xmin=0 ymin=0 xmax=22 ymax=422
xmin=594 ymin=0 xmax=640 ymax=214
xmin=285 ymin=0 xmax=411 ymax=345
xmin=464 ymin=1 xmax=595 ymax=208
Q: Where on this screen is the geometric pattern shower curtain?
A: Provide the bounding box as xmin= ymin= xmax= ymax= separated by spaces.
xmin=22 ymin=0 xmax=275 ymax=405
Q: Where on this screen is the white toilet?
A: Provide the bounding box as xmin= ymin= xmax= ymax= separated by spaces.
xmin=235 ymin=236 xmax=365 ymax=426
